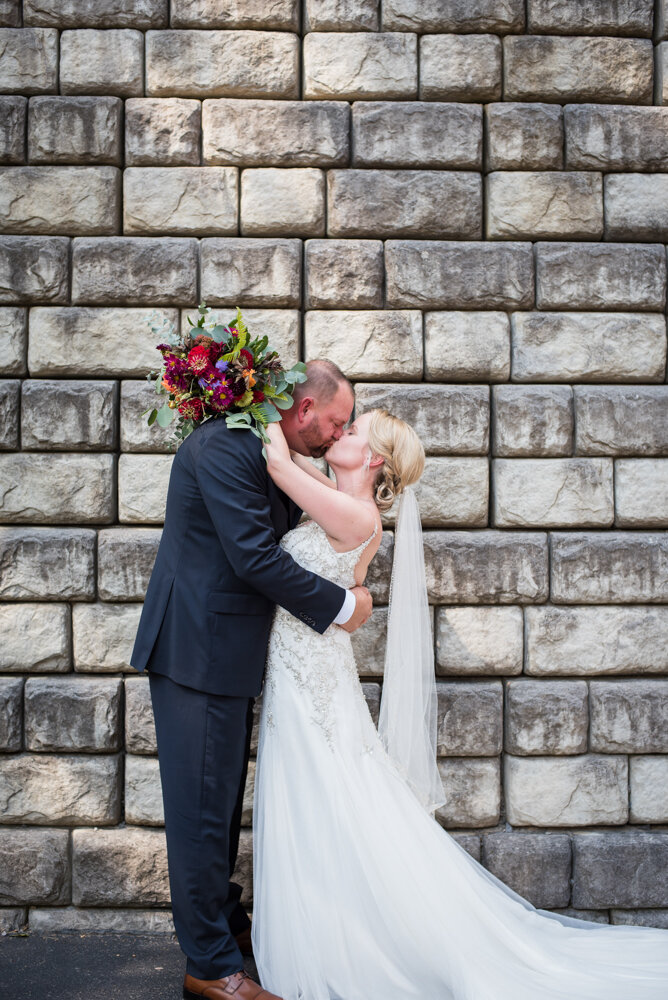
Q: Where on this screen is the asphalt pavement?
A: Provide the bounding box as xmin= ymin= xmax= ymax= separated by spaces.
xmin=0 ymin=932 xmax=259 ymax=1000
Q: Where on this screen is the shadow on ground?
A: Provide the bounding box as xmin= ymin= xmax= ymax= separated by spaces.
xmin=0 ymin=932 xmax=259 ymax=1000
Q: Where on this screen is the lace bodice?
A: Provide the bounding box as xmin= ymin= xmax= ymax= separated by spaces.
xmin=279 ymin=518 xmax=378 ymax=590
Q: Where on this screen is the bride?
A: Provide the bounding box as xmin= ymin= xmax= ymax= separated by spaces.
xmin=251 ymin=408 xmax=668 ymax=1000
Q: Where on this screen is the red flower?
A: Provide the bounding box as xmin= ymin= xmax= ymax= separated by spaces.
xmin=240 ymin=348 xmax=254 ymax=367
xmin=252 ymin=390 xmax=265 ymax=403
xmin=178 ymin=397 xmax=204 ymax=421
xmin=187 ymin=345 xmax=215 ymax=378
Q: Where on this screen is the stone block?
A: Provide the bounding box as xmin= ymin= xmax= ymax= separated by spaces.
xmin=658 ymin=43 xmax=668 ymax=105
xmin=0 ymin=28 xmax=58 ymax=94
xmin=551 ymin=531 xmax=668 ymax=604
xmin=146 ymin=30 xmax=299 ymax=99
xmin=0 ymin=754 xmax=121 ymax=824
xmin=0 ymin=236 xmax=69 ymax=304
xmin=0 ymin=829 xmax=69 ymax=904
xmin=305 ymin=239 xmax=383 ymax=309
xmin=605 ymin=174 xmax=668 ymax=241
xmin=21 ymin=379 xmax=117 ymax=451
xmin=0 ymin=165 xmax=120 ymax=236
xmin=305 ymin=0 xmax=378 ymax=30
xmin=24 ymin=677 xmax=122 ymax=752
xmin=435 ymin=757 xmax=500 ymax=828
xmin=425 ymin=311 xmax=510 ymax=382
xmin=574 ymin=387 xmax=668 ymax=456
xmin=659 ymin=0 xmax=668 ymax=39
xmin=420 ymin=34 xmax=501 ymax=102
xmin=487 ymin=171 xmax=602 ymax=240
xmin=361 ymin=681 xmax=380 ymax=724
xmin=60 ymin=29 xmax=143 ymax=97
xmin=124 ymin=167 xmax=238 ymax=236
xmin=382 ymin=0 xmax=524 ymax=32
xmin=98 ymin=528 xmax=161 ymax=601
xmin=610 ymin=910 xmax=668 ymax=929
xmin=492 ymin=458 xmax=613 ymax=529
xmin=492 ymin=386 xmax=573 ymax=457
xmin=0 ymin=527 xmax=95 ymax=600
xmin=0 ymin=603 xmax=70 ymax=672
xmin=72 ymin=238 xmax=197 ymax=306
xmin=0 ymin=907 xmax=26 ymax=931
xmin=505 ymin=679 xmax=588 ymax=755
xmin=352 ymin=101 xmax=481 ymax=169
xmin=125 ymin=755 xmax=163 ymax=825
xmin=506 ymin=754 xmax=628 ymax=827
xmin=241 ymin=759 xmax=255 ymax=825
xmin=383 ymin=457 xmax=488 ymax=528
xmin=525 ymin=605 xmax=668 ymax=677
xmin=0 ymin=307 xmax=25 ymax=374
xmin=73 ymin=603 xmax=143 ymax=674
xmin=436 ymin=681 xmax=502 ymax=756
xmin=24 ymin=0 xmax=168 ymax=27
xmin=125 ymin=98 xmax=201 ymax=166
xmin=573 ymin=833 xmax=668 ymax=908
xmin=485 ymin=103 xmax=563 ymax=171
xmin=29 ymin=306 xmax=178 ymax=377
xmin=179 ymin=308 xmax=300 ymax=365
xmin=0 ymin=676 xmax=22 ymax=750
xmin=0 ymin=95 xmax=25 ymax=162
xmin=590 ymin=680 xmax=668 ymax=754
xmin=364 ymin=528 xmax=393 ymax=603
xmin=424 ymin=531 xmax=548 ymax=604
xmin=511 ymin=311 xmax=666 ymax=384
xmin=304 ymin=310 xmax=422 ymax=380
xmin=552 ymin=908 xmax=609 ymax=924
xmin=241 ymin=168 xmax=325 ymax=237
xmin=535 ymin=242 xmax=666 ymax=311
xmin=0 ymin=453 xmax=115 ymax=524
xmin=73 ymin=828 xmax=169 ymax=906
xmin=615 ymin=459 xmax=668 ymax=528
xmin=29 ymin=907 xmax=174 ymax=934
xmin=504 ymin=36 xmax=653 ymax=104
xmin=0 ymin=378 xmax=18 ymax=448
xmin=482 ymin=833 xmax=571 ymax=908
xmin=328 ymin=169 xmax=481 ymax=239
xmin=170 ymin=0 xmax=298 ymax=29
xmin=201 ymin=238 xmax=300 ymax=307
xmin=435 ymin=606 xmax=523 ymax=676
xmin=0 ymin=0 xmax=19 ymax=26
xmin=351 ymin=605 xmax=387 ymax=676
xmin=303 ymin=30 xmax=418 ymax=101
xmin=354 ymin=383 xmax=489 ymax=455
xmin=385 ymin=240 xmax=534 ymax=310
xmin=120 ymin=380 xmax=176 ymax=453
xmin=203 ymin=99 xmax=349 ymax=168
xmin=527 ymin=0 xmax=653 ymax=36
xmin=125 ymin=677 xmax=157 ymax=753
xmin=630 ymin=756 xmax=668 ymax=823
xmin=565 ymin=105 xmax=668 ymax=172
xmin=28 ymin=96 xmax=122 ymax=165
xmin=119 ymin=454 xmax=173 ymax=523
xmin=448 ymin=834 xmax=481 ymax=860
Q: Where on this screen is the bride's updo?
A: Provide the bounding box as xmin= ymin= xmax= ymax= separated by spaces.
xmin=365 ymin=409 xmax=425 ymax=513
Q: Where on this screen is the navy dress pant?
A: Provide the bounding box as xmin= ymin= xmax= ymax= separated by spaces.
xmin=148 ymin=669 xmax=253 ymax=979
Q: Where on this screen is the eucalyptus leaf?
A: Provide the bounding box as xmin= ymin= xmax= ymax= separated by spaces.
xmin=147 ymin=408 xmax=158 ymax=426
xmin=156 ymin=404 xmax=175 ymax=428
xmin=272 ymin=394 xmax=294 ymax=410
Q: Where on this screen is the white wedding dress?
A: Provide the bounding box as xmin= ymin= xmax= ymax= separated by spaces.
xmin=251 ymin=519 xmax=668 ymax=1000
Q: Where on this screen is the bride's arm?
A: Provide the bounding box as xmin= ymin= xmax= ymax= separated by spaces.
xmin=266 ymin=423 xmax=375 ymax=545
xmin=289 ymin=452 xmax=337 ymax=490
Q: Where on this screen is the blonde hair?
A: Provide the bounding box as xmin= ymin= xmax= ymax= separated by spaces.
xmin=365 ymin=409 xmax=425 ymax=513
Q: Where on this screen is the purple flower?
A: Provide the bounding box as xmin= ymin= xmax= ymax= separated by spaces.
xmin=215 ymin=359 xmax=229 ymax=372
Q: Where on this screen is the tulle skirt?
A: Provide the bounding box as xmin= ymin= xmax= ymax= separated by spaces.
xmin=251 ymin=635 xmax=668 ymax=1000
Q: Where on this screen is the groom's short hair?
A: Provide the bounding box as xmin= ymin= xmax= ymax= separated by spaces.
xmin=295 ymin=359 xmax=353 ymax=404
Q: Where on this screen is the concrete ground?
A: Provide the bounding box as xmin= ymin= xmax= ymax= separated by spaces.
xmin=0 ymin=932 xmax=259 ymax=1000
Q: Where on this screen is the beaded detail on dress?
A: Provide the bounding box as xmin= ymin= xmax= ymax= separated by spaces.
xmin=262 ymin=519 xmax=377 ymax=743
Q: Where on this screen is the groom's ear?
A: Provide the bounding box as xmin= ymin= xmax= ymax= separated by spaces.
xmin=296 ymin=396 xmax=315 ymax=422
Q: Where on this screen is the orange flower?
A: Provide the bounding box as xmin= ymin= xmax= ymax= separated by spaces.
xmin=242 ymin=367 xmax=256 ymax=388
xmin=162 ymin=377 xmax=171 ymax=391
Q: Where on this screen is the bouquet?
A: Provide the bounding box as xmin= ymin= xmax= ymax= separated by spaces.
xmin=145 ymin=304 xmax=307 ymax=450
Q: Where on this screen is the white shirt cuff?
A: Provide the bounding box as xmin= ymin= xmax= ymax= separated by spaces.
xmin=332 ymin=589 xmax=356 ymax=625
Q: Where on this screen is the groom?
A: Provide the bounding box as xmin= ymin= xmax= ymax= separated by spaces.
xmin=131 ymin=359 xmax=372 ymax=1000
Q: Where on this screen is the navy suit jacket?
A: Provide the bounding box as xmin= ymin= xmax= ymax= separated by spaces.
xmin=130 ymin=416 xmax=347 ymax=697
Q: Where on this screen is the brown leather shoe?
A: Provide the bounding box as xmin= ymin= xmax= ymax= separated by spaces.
xmin=183 ymin=969 xmax=282 ymax=1000
xmin=234 ymin=925 xmax=253 ymax=956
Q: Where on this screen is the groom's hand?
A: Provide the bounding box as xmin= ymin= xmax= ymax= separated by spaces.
xmin=338 ymin=586 xmax=372 ymax=633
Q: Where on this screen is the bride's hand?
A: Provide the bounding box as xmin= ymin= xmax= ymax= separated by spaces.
xmin=265 ymin=421 xmax=291 ymax=473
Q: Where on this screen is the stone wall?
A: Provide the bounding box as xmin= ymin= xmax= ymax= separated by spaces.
xmin=1 ymin=0 xmax=668 ymax=935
